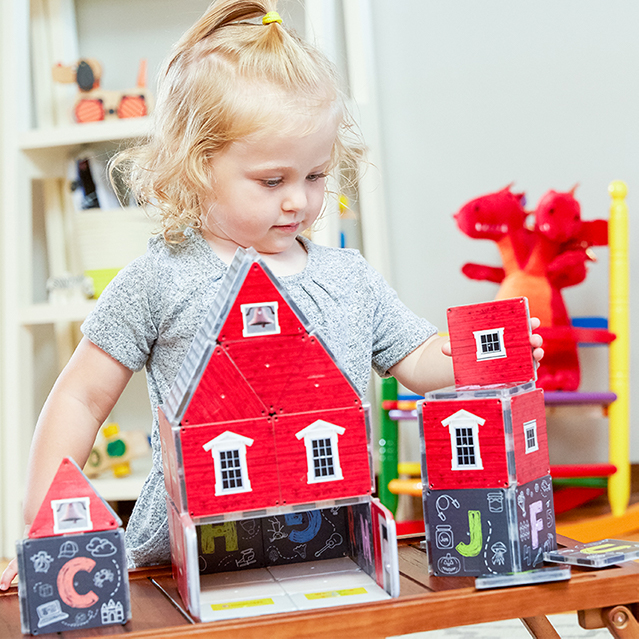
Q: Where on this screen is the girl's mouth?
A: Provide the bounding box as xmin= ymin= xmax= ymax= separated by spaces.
xmin=274 ymin=223 xmax=300 ymax=233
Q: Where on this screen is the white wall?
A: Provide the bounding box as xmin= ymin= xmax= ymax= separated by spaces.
xmin=66 ymin=0 xmax=639 ymax=464
xmin=369 ymin=1 xmax=639 ymax=462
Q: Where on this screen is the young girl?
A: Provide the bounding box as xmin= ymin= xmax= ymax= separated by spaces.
xmin=1 ymin=0 xmax=542 ymax=587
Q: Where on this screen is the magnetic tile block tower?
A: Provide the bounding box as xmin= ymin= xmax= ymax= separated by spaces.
xmin=419 ymin=297 xmax=557 ymax=577
xmin=160 ymin=248 xmax=398 ymax=621
xmin=17 ymin=457 xmax=130 ymax=634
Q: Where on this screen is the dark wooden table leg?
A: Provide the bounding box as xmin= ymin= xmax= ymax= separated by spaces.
xmin=520 ymin=616 xmax=561 ymax=638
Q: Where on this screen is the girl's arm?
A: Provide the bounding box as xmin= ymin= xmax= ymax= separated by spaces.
xmin=389 ymin=333 xmax=455 ymax=395
xmin=390 ymin=319 xmax=544 ymax=396
xmin=0 ymin=337 xmax=133 ymax=590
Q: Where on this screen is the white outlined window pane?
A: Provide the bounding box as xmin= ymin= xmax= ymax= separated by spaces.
xmin=455 ymin=427 xmax=477 ymax=466
xmin=443 ymin=410 xmax=484 ymax=471
xmin=203 ymin=431 xmax=254 ymax=496
xmin=473 ymin=327 xmax=506 ymax=361
xmin=524 ymin=419 xmax=539 ymax=453
xmin=312 ymin=438 xmax=335 ymax=478
xmin=296 ymin=420 xmax=345 ymax=484
xmin=220 ymin=449 xmax=243 ymax=489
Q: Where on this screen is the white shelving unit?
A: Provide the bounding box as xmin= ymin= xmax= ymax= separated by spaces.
xmin=0 ymin=0 xmax=388 ymax=560
xmin=0 ymin=1 xmax=163 ymax=558
xmin=19 ymin=117 xmax=151 ymax=151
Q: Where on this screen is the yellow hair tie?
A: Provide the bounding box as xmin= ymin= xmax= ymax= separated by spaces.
xmin=262 ymin=11 xmax=282 ymax=25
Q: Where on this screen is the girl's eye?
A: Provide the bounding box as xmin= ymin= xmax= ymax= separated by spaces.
xmin=261 ymin=178 xmax=282 ymax=188
xmin=307 ymin=173 xmax=327 ymax=182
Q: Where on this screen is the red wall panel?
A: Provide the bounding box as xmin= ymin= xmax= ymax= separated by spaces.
xmin=511 ymin=389 xmax=550 ymax=485
xmin=421 ymin=398 xmax=509 ymax=490
xmin=447 ymin=298 xmax=536 ymax=387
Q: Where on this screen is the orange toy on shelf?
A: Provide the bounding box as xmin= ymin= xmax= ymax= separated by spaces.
xmin=52 ymin=58 xmax=152 ymax=124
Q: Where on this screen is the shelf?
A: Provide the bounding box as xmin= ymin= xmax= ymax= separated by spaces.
xmin=19 ymin=300 xmax=97 ymax=325
xmin=388 ymin=391 xmax=618 ymax=421
xmin=90 ymin=469 xmax=150 ymax=502
xmin=544 ymin=391 xmax=617 ymax=406
xmin=389 ymin=409 xmax=417 ymax=421
xmin=90 ymin=475 xmax=146 ymax=502
xmin=19 ymin=116 xmax=151 ymax=152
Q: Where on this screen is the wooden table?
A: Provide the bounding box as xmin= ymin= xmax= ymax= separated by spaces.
xmin=2 ymin=535 xmax=639 ymax=638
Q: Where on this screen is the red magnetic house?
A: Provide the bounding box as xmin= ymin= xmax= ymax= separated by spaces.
xmin=159 ymin=248 xmax=398 ymax=622
xmin=160 ymin=255 xmax=372 ymax=518
xmin=421 ymin=388 xmax=549 ymax=491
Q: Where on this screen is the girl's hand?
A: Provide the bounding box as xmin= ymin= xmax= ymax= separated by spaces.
xmin=440 ymin=317 xmax=545 ymax=363
xmin=0 ymin=524 xmax=30 ymax=590
xmin=530 ymin=317 xmax=544 ymax=366
xmin=0 ymin=558 xmax=18 ymax=590
xmin=530 ymin=317 xmax=545 ymax=364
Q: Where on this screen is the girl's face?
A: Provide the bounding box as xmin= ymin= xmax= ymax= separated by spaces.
xmin=201 ymin=109 xmax=339 ymax=262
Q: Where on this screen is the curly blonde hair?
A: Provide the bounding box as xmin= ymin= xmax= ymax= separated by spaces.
xmin=110 ymin=0 xmax=365 ymax=242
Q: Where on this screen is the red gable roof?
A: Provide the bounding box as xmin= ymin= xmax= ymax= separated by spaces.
xmin=160 ymin=249 xmax=372 ymax=518
xmin=28 ymin=457 xmax=121 ymax=538
xmin=173 ymin=251 xmax=361 ymax=427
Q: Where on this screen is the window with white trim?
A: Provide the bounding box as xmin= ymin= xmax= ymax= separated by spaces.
xmin=442 ymin=410 xmax=485 ymax=471
xmin=296 ymin=420 xmax=345 ymax=484
xmin=203 ymin=431 xmax=254 ymax=496
xmin=523 ymin=419 xmax=539 ymax=453
xmin=473 ymin=327 xmax=506 ymax=361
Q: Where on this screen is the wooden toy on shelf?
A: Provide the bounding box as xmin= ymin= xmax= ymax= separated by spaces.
xmin=419 ymin=298 xmax=563 ymax=585
xmin=159 ymin=247 xmax=399 ymax=623
xmin=83 ymin=422 xmax=151 ymax=479
xmin=51 ymin=58 xmax=151 ymax=123
xmin=16 ymin=458 xmax=130 ymax=634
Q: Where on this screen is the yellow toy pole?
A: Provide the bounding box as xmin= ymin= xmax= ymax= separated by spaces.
xmin=607 ymin=180 xmax=630 ymax=516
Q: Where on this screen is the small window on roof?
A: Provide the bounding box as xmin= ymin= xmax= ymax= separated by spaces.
xmin=51 ymin=497 xmax=92 ymax=534
xmin=241 ymin=302 xmax=281 ymax=337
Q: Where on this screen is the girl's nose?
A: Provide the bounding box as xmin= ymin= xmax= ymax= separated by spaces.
xmin=282 ymin=185 xmax=308 ymax=212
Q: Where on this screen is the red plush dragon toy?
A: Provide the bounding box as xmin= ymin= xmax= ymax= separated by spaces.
xmin=455 ymin=186 xmax=613 ymax=390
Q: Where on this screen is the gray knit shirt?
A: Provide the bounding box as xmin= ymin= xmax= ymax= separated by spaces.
xmin=81 ymin=230 xmax=436 ymax=567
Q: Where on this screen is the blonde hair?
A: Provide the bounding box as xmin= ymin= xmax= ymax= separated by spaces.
xmin=111 ymin=0 xmax=365 ymax=242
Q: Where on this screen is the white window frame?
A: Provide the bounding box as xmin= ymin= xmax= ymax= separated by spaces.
xmin=296 ymin=420 xmax=345 ymax=484
xmin=473 ymin=327 xmax=506 ymax=361
xmin=203 ymin=431 xmax=254 ymax=496
xmin=442 ymin=410 xmax=485 ymax=471
xmin=524 ymin=419 xmax=539 ymax=453
xmin=240 ymin=301 xmax=281 ymax=338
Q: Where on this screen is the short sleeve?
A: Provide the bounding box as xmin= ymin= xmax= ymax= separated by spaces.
xmin=367 ymin=264 xmax=438 ymax=377
xmin=81 ymin=256 xmax=158 ymax=372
